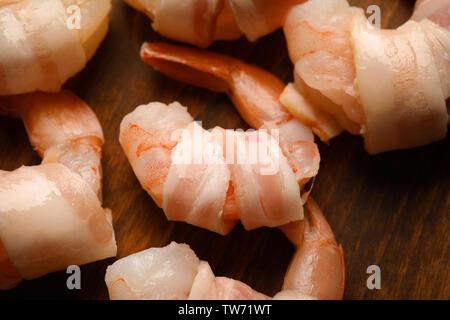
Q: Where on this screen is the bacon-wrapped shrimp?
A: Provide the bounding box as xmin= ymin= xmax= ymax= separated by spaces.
xmin=105 ymin=198 xmax=344 ymax=300
xmin=0 ymin=0 xmax=112 ymax=95
xmin=124 ymin=0 xmax=305 ymax=47
xmin=0 ymin=90 xmax=117 ymax=290
xmin=130 ymin=0 xmax=449 ymax=153
xmin=120 ymin=101 xmax=310 ymax=234
xmin=281 ymin=0 xmax=449 ymax=153
xmin=122 ymin=43 xmax=322 ymax=233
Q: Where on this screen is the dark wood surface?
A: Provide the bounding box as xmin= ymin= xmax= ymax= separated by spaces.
xmin=0 ymin=0 xmax=448 ymax=300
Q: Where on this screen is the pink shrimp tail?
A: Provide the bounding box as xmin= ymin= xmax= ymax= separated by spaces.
xmin=280 ymin=198 xmax=345 ymax=300
xmin=140 ymin=41 xmax=288 ymax=130
xmin=140 ymin=42 xmax=320 ymax=185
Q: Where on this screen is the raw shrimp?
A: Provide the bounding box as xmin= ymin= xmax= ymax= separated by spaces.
xmin=105 ymin=198 xmax=344 ymax=300
xmin=0 ymin=90 xmax=117 ymax=290
xmin=0 ymin=90 xmax=104 ymax=197
xmin=136 ymin=5 xmax=449 ymax=152
xmin=125 ymin=0 xmax=305 ymax=47
xmin=412 ymin=0 xmax=450 ymax=28
xmin=0 ymin=0 xmax=111 ymax=95
xmin=281 ymin=0 xmax=449 ymax=153
xmin=139 ymin=42 xmax=320 ymax=186
xmin=120 ymin=101 xmax=305 ymax=234
xmin=279 ymin=198 xmax=344 ymax=299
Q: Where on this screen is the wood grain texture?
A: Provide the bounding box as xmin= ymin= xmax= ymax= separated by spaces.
xmin=0 ymin=0 xmax=448 ymax=300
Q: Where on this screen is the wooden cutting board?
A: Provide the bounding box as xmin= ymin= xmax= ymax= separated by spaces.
xmin=0 ymin=0 xmax=448 ymax=300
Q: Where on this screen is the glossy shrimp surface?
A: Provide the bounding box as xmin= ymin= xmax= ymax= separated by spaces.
xmin=0 ymin=0 xmax=111 ymax=95
xmin=105 ymin=198 xmax=344 ymax=300
xmin=281 ymin=0 xmax=449 ymax=153
xmin=0 ymin=90 xmax=116 ymax=290
xmin=120 ymin=101 xmax=304 ymax=234
xmin=0 ymin=90 xmax=105 ymax=197
xmin=132 ymin=0 xmax=449 ymax=154
xmin=125 ymin=0 xmax=305 ymax=47
xmin=140 ymin=42 xmax=320 ymax=186
xmin=283 ymin=0 xmax=364 ymax=131
xmin=280 ymin=198 xmax=345 ymax=300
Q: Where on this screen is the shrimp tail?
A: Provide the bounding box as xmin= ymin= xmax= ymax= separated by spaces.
xmin=140 ymin=42 xmax=320 ymax=185
xmin=279 ymin=198 xmax=345 ymax=300
xmin=140 ymin=41 xmax=233 ymax=93
xmin=141 ymin=42 xmax=286 ymax=129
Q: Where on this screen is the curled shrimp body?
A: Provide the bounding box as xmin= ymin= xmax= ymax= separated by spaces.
xmin=125 ymin=0 xmax=305 ymax=47
xmin=120 ymin=101 xmax=305 ymax=234
xmin=105 ymin=198 xmax=344 ymax=300
xmin=0 ymin=0 xmax=111 ymax=95
xmin=281 ymin=0 xmax=449 ymax=153
xmin=0 ymin=90 xmax=117 ymax=290
xmin=0 ymin=90 xmax=104 ymax=197
xmin=121 ymin=42 xmax=321 ymax=235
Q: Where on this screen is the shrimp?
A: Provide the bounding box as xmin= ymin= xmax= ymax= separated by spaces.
xmin=0 ymin=90 xmax=117 ymax=290
xmin=0 ymin=0 xmax=111 ymax=95
xmin=279 ymin=198 xmax=345 ymax=299
xmin=120 ymin=101 xmax=304 ymax=234
xmin=139 ymin=42 xmax=320 ymax=187
xmin=0 ymin=90 xmax=104 ymax=197
xmin=124 ymin=0 xmax=305 ymax=47
xmin=131 ymin=0 xmax=449 ymax=153
xmin=281 ymin=0 xmax=449 ymax=153
xmin=105 ymin=198 xmax=344 ymax=300
xmin=412 ymin=0 xmax=450 ymax=28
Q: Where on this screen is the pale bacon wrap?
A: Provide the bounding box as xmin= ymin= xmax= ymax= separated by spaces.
xmin=0 ymin=0 xmax=111 ymax=95
xmin=221 ymin=128 xmax=303 ymax=230
xmin=225 ymin=0 xmax=306 ymax=42
xmin=119 ymin=102 xmax=303 ymax=235
xmin=125 ymin=0 xmax=304 ymax=46
xmin=281 ymin=0 xmax=449 ymax=154
xmin=0 ymin=90 xmax=117 ymax=290
xmin=162 ymin=122 xmax=233 ymax=234
xmin=105 ymin=242 xmax=316 ymax=300
xmin=125 ymin=0 xmax=236 ymax=47
xmin=351 ymin=15 xmax=449 ymax=153
xmin=152 ymin=0 xmax=224 ymax=48
xmin=105 ymin=200 xmax=344 ymax=300
xmin=0 ymin=164 xmax=117 ymax=290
